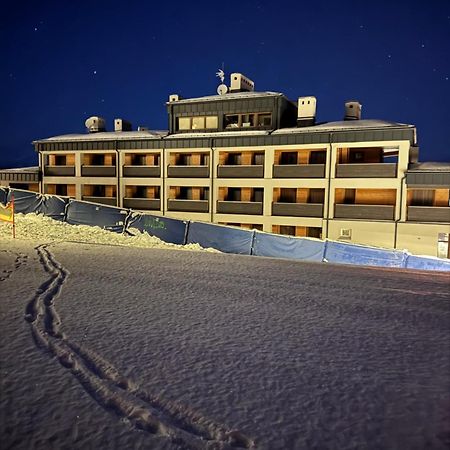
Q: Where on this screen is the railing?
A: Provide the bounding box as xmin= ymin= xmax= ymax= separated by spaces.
xmin=334 ymin=204 xmax=395 ymax=220
xmin=122 ymin=198 xmax=160 ymax=210
xmin=167 ymin=166 xmax=209 ymax=178
xmin=216 ymin=201 xmax=263 ymax=215
xmin=407 ymin=206 xmax=450 ymax=223
xmin=81 ymin=166 xmax=116 ymax=177
xmin=167 ymin=199 xmax=209 ymax=213
xmin=336 ymin=163 xmax=397 ymax=178
xmin=44 ymin=166 xmax=75 ymax=177
xmin=217 ymin=165 xmax=264 ymax=178
xmin=272 ymin=202 xmax=324 ymax=217
xmin=273 ymin=164 xmax=325 ymax=178
xmin=123 ymin=166 xmax=160 ymax=177
xmin=82 ymin=196 xmax=117 ymax=206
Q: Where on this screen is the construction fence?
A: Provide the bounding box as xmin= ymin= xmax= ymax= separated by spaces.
xmin=2 ymin=187 xmax=449 ymax=272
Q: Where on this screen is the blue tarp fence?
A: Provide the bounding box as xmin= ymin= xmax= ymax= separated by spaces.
xmin=186 ymin=221 xmax=254 ymax=254
xmin=65 ymin=200 xmax=128 ymax=233
xmin=7 ymin=188 xmax=68 ymax=221
xmin=1 ymin=187 xmax=449 ymax=272
xmin=252 ymin=231 xmax=325 ymax=262
xmin=126 ymin=212 xmax=188 ymax=245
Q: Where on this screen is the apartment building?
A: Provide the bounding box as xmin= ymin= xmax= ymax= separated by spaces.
xmin=2 ymin=73 xmax=449 ymax=258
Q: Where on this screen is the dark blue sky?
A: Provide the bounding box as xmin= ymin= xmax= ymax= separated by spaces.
xmin=1 ymin=0 xmax=449 ymax=168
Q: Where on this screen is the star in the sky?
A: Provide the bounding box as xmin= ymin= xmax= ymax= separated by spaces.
xmin=93 ymin=70 xmax=97 ymax=75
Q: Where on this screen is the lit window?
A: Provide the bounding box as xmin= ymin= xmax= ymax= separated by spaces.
xmin=205 ymin=116 xmax=218 ymax=129
xmin=178 ymin=117 xmax=190 ymax=130
xmin=192 ymin=117 xmax=205 ymax=129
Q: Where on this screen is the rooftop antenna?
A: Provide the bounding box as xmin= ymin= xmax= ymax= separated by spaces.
xmin=216 ymin=63 xmax=228 ymax=95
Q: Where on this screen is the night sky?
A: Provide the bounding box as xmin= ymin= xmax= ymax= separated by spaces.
xmin=1 ymin=0 xmax=449 ymax=169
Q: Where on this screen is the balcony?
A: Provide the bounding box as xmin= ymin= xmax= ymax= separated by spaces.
xmin=217 ymin=165 xmax=264 ymax=178
xmin=217 ymin=201 xmax=263 ymax=215
xmin=167 ymin=166 xmax=209 ymax=178
xmin=167 ymin=199 xmax=209 ymax=213
xmin=122 ymin=198 xmax=160 ymax=211
xmin=334 ymin=204 xmax=395 ymax=220
xmin=407 ymin=206 xmax=450 ymax=223
xmin=123 ymin=166 xmax=161 ymax=178
xmin=81 ymin=166 xmax=116 ymax=177
xmin=82 ymin=196 xmax=117 ymax=206
xmin=273 ymin=164 xmax=325 ymax=178
xmin=272 ymin=202 xmax=324 ymax=217
xmin=44 ymin=166 xmax=75 ymax=177
xmin=336 ymin=163 xmax=397 ymax=178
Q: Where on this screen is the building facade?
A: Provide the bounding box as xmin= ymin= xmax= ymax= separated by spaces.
xmin=2 ymin=74 xmax=449 ymax=258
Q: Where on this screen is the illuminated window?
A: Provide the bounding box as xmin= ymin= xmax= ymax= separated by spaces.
xmin=178 ymin=117 xmax=190 ymax=130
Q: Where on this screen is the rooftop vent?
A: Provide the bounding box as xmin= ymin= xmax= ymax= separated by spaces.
xmin=114 ymin=118 xmax=132 ymax=132
xmin=85 ymin=116 xmax=106 ymax=133
xmin=169 ymin=94 xmax=182 ymax=102
xmin=138 ymin=126 xmax=149 ymax=131
xmin=297 ymin=96 xmax=316 ymax=127
xmin=344 ymin=101 xmax=362 ymax=120
xmin=229 ymin=73 xmax=255 ymax=93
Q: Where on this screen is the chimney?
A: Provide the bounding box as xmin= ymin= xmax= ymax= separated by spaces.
xmin=344 ymin=101 xmax=362 ymax=120
xmin=297 ymin=96 xmax=316 ymax=127
xmin=229 ymin=73 xmax=255 ymax=93
xmin=169 ymin=94 xmax=182 ymax=102
xmin=114 ymin=118 xmax=132 ymax=132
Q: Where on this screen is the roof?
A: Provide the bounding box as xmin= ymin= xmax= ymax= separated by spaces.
xmin=408 ymin=162 xmax=450 ymax=172
xmin=33 ymin=130 xmax=168 ymax=144
xmin=272 ymin=120 xmax=414 ymax=134
xmin=0 ymin=166 xmax=39 ymax=173
xmin=167 ymin=91 xmax=284 ymax=104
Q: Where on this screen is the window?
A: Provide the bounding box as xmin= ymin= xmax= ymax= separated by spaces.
xmin=227 ymin=188 xmax=241 ymax=201
xmin=280 ymin=152 xmax=298 ymax=164
xmin=178 ymin=187 xmax=193 ymax=200
xmin=309 ymin=151 xmax=326 ymax=164
xmin=308 ymin=189 xmax=325 ymax=204
xmin=279 ymin=188 xmax=296 ymax=203
xmin=205 ymin=116 xmax=218 ymax=129
xmin=227 ymin=153 xmax=242 ymax=165
xmin=411 ymin=190 xmax=434 ymax=206
xmin=280 ymin=225 xmax=295 ymax=236
xmin=258 ymin=113 xmax=272 ymax=127
xmin=177 ymin=116 xmax=219 ymax=131
xmin=252 ymin=153 xmax=264 ymax=165
xmin=192 ymin=117 xmax=205 ymax=130
xmin=225 ymin=115 xmax=240 ymax=129
xmin=92 ymin=185 xmax=106 ymax=196
xmin=55 ymin=155 xmax=66 ymax=166
xmin=55 ymin=184 xmax=68 ymax=196
xmin=177 ymin=154 xmax=191 ymax=165
xmin=224 ymin=113 xmax=272 ymax=129
xmin=178 ymin=117 xmax=190 ymax=130
xmin=252 ymin=188 xmax=264 ymax=203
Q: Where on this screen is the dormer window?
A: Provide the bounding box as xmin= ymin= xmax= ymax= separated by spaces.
xmin=177 ymin=116 xmax=218 ymax=131
xmin=224 ymin=112 xmax=272 ymax=129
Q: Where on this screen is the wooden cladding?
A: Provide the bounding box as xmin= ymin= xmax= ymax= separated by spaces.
xmin=274 ymin=149 xmax=326 ymax=165
xmin=407 ymin=189 xmax=449 ymax=207
xmin=82 ymin=153 xmax=116 ymax=166
xmin=48 ymin=154 xmax=76 ymax=166
xmin=123 ymin=153 xmax=159 ymax=166
xmin=335 ymin=188 xmax=396 ymax=206
xmin=124 ymin=185 xmax=160 ymax=199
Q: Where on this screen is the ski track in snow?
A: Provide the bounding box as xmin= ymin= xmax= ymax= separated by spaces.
xmin=0 ymin=250 xmax=28 ymax=281
xmin=24 ymin=243 xmax=255 ymax=450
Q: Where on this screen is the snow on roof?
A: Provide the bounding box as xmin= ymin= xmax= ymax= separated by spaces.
xmin=166 ymin=130 xmax=270 ymax=139
xmin=168 ymin=91 xmax=284 ymax=104
xmin=408 ymin=162 xmax=450 ymax=172
xmin=272 ymin=119 xmax=414 ymax=134
xmin=33 ymin=130 xmax=168 ymax=143
xmin=0 ymin=166 xmax=39 ymax=173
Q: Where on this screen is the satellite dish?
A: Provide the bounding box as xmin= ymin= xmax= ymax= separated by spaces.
xmin=217 ymin=84 xmax=228 ymax=95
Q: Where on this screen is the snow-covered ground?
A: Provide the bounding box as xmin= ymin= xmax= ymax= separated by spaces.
xmin=1 ymin=214 xmax=450 ymax=449
xmin=0 ymin=213 xmax=212 ymax=251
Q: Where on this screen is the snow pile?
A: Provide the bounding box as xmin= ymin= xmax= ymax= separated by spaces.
xmin=0 ymin=213 xmax=215 ymax=252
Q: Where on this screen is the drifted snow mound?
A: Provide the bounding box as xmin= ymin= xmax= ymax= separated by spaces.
xmin=0 ymin=213 xmax=215 ymax=252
